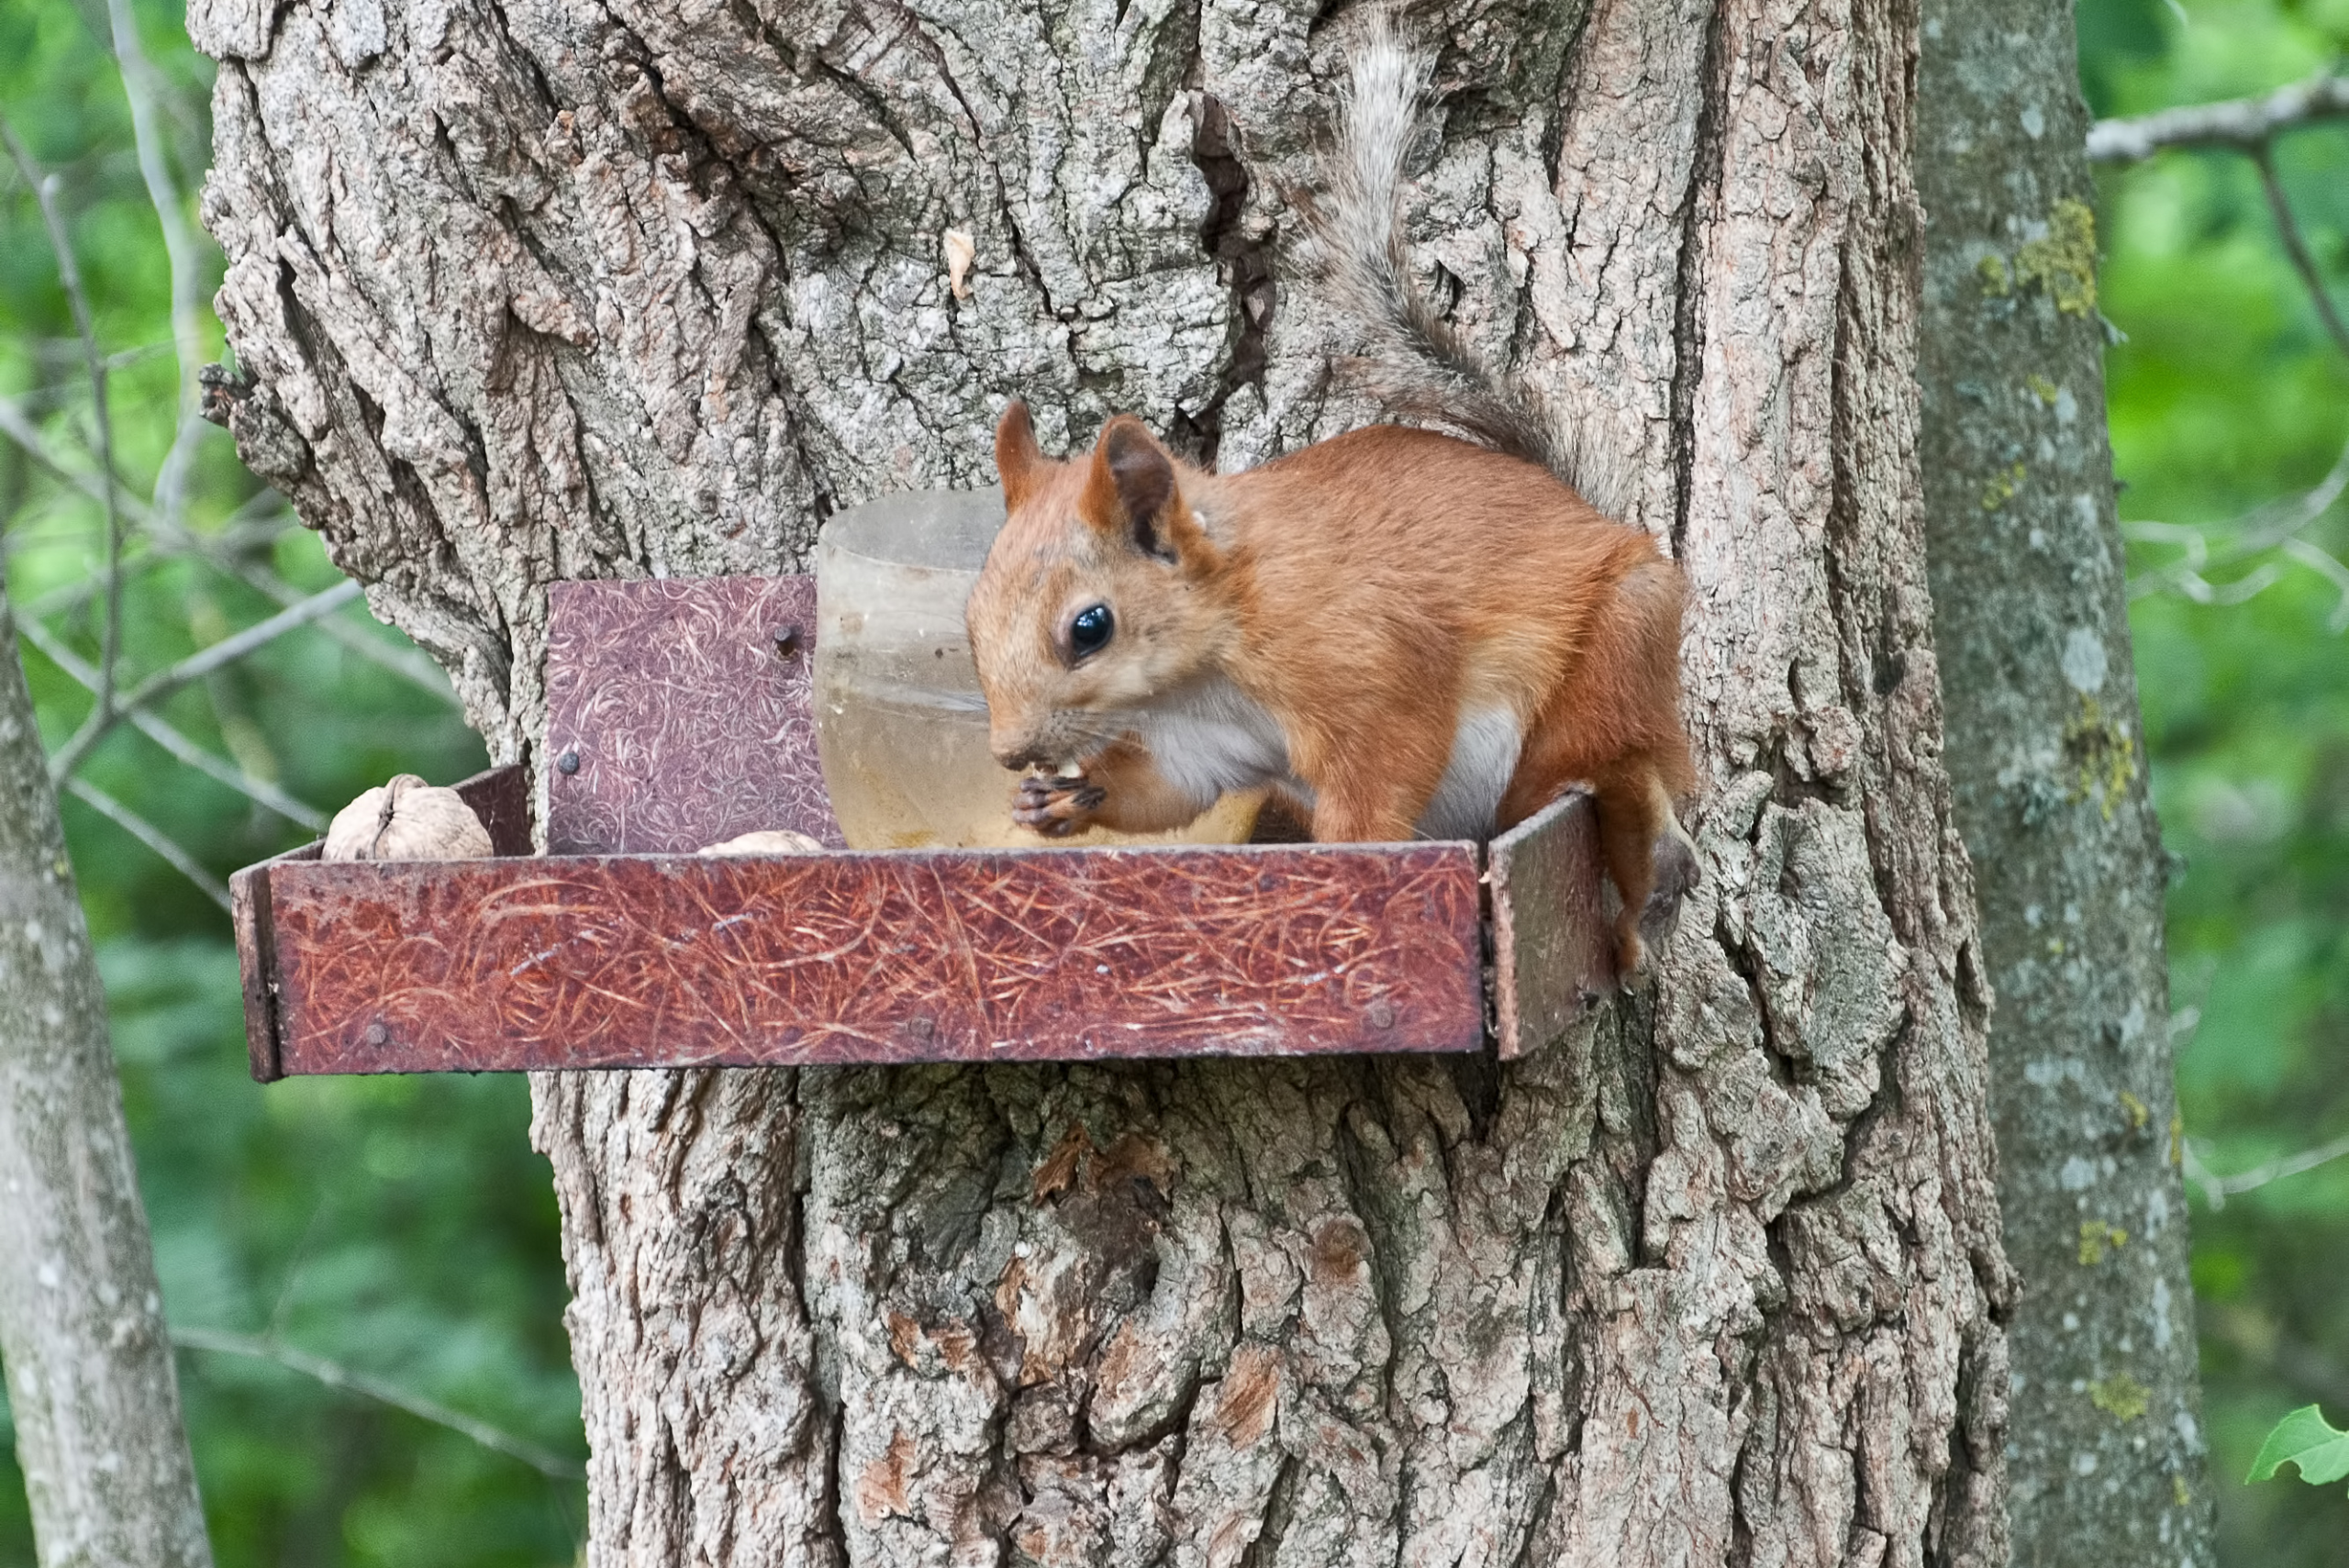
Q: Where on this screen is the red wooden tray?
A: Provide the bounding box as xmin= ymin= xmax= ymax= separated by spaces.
xmin=230 ymin=577 xmax=1612 ymax=1079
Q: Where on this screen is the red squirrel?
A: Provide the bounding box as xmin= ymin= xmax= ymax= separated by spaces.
xmin=963 ymin=20 xmax=1698 ymax=972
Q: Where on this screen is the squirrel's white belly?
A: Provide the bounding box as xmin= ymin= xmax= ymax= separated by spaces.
xmin=1417 ymin=705 xmax=1523 ymax=841
xmin=1135 ymin=676 xmax=1305 ymax=809
xmin=1136 ymin=680 xmax=1520 ymax=841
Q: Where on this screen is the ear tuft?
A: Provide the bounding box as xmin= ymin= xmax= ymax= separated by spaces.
xmin=996 ymin=401 xmax=1045 ymax=511
xmin=1084 ymin=417 xmax=1178 ymax=560
xmin=1102 ymin=419 xmax=1174 ymax=529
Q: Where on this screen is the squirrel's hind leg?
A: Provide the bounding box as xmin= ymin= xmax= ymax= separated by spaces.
xmin=1593 ymin=764 xmax=1700 ymax=975
xmin=1308 ymin=785 xmax=1427 ymax=845
xmin=1293 ymin=708 xmax=1455 ymax=844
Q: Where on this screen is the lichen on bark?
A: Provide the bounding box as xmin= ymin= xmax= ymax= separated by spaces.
xmin=195 ymin=0 xmax=2011 ymax=1562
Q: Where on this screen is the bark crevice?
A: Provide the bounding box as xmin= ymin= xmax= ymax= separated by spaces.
xmin=1664 ymin=0 xmax=1731 ymax=562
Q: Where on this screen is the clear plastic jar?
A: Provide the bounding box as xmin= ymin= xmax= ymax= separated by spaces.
xmin=813 ymin=487 xmax=1261 ymax=850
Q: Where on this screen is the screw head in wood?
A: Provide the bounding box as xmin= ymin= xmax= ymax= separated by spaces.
xmin=556 ymin=750 xmax=581 ymax=775
xmin=772 ymin=624 xmax=802 ymax=659
xmin=1366 ymin=999 xmax=1397 ymax=1030
xmin=363 ymin=1021 xmax=390 ymax=1048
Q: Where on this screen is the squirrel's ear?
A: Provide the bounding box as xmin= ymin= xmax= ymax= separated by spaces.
xmin=996 ymin=401 xmax=1045 ymax=512
xmin=1081 ymin=416 xmax=1181 ymax=562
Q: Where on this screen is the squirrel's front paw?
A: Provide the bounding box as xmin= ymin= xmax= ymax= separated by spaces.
xmin=1013 ymin=769 xmax=1108 ymax=838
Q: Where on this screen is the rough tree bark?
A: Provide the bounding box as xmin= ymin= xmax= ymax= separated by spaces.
xmin=0 ymin=595 xmax=215 ymax=1568
xmin=193 ymin=0 xmax=2013 ymax=1562
xmin=1915 ymin=2 xmax=2213 ymax=1562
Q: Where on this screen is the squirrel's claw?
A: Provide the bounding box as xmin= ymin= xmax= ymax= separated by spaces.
xmin=1013 ymin=770 xmax=1107 ymax=837
xmin=1624 ymin=823 xmax=1703 ymax=974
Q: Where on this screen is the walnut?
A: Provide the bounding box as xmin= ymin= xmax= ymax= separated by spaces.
xmin=322 ymin=774 xmax=493 ymax=862
xmin=698 ymin=829 xmax=826 ymax=856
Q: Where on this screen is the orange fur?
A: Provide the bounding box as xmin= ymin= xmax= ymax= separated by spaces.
xmin=968 ymin=406 xmax=1698 ymax=971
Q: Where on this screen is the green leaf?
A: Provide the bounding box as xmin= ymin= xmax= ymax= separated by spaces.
xmin=2246 ymin=1406 xmax=2349 ymax=1490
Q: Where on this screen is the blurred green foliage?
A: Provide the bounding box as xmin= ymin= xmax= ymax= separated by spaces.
xmin=0 ymin=0 xmax=2342 ymax=1563
xmin=0 ymin=3 xmax=579 ymax=1563
xmin=2084 ymin=0 xmax=2349 ymax=1562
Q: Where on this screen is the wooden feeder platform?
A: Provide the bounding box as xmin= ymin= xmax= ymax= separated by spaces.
xmin=229 ymin=576 xmax=1615 ymax=1080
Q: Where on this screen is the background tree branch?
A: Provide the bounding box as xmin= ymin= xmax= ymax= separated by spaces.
xmin=169 ymin=1328 xmax=584 ymax=1482
xmin=62 ymin=775 xmax=235 ymax=914
xmin=1919 ymin=0 xmax=2215 ymax=1556
xmin=2087 ymin=72 xmax=2349 ymax=367
xmin=2185 ymin=1132 xmax=2349 ymax=1210
xmin=18 ymin=613 xmax=328 ymax=831
xmin=2087 ymin=72 xmax=2349 ymax=161
xmin=2123 ymin=433 xmax=2349 ymax=626
xmin=2252 ymin=144 xmax=2349 ymax=359
xmin=0 ymin=593 xmax=214 ymax=1568
xmin=1 ymin=117 xmax=127 ymax=739
xmin=103 ymin=0 xmax=208 ymax=541
xmin=42 ymin=578 xmax=361 ymax=784
xmin=0 ymin=393 xmax=457 ymax=701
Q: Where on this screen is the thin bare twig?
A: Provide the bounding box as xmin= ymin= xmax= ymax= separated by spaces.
xmin=0 ymin=388 xmax=136 ymax=514
xmin=2181 ymin=1142 xmax=2224 ymax=1210
xmin=62 ymin=776 xmax=232 ymax=914
xmin=264 ymin=1198 xmax=332 ymax=1343
xmin=2184 ymin=1130 xmax=2349 ymax=1210
xmin=0 ymin=392 xmax=458 ymax=701
xmin=1 ymin=339 xmax=172 ymax=384
xmin=133 ymin=710 xmax=327 ymax=831
xmin=0 ymin=116 xmax=128 ymax=740
xmin=170 ymin=1327 xmax=585 ymax=1481
xmin=20 ymin=488 xmax=293 ymax=623
xmin=17 ymin=615 xmax=327 ymax=830
xmin=2087 ymin=71 xmax=2349 ymax=162
xmin=26 ymin=549 xmax=193 ymax=621
xmin=106 ymin=0 xmax=207 ymax=539
xmin=2280 ymin=537 xmax=2349 ymax=631
xmin=2123 ymin=431 xmax=2349 ymax=624
xmin=231 ymin=569 xmax=455 ymax=699
xmin=44 ymin=580 xmax=362 ymax=784
xmin=2088 ymin=72 xmax=2349 ymax=367
xmin=2252 ymin=144 xmax=2349 ymax=360
xmin=0 ymin=391 xmax=274 ymax=548
xmin=19 ymin=524 xmax=293 ymax=623
xmin=117 ymin=580 xmax=363 ymax=704
xmin=103 ymin=339 xmax=177 ymax=373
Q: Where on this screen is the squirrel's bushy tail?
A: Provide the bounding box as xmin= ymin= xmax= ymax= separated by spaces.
xmin=1309 ymin=14 xmax=1623 ymax=511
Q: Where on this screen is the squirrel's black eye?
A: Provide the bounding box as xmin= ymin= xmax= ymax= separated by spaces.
xmin=1068 ymin=603 xmax=1115 ymax=658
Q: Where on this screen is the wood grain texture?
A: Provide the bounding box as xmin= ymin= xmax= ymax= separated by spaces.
xmin=1489 ymin=791 xmax=1613 ymax=1060
xmin=261 ymin=843 xmax=1484 ymax=1073
xmin=545 ymin=577 xmax=843 ymax=855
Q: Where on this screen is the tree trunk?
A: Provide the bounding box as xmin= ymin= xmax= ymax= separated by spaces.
xmin=0 ymin=595 xmax=215 ymax=1568
xmin=1914 ymin=2 xmax=2213 ymax=1561
xmin=193 ymin=1 xmax=2012 ymax=1562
